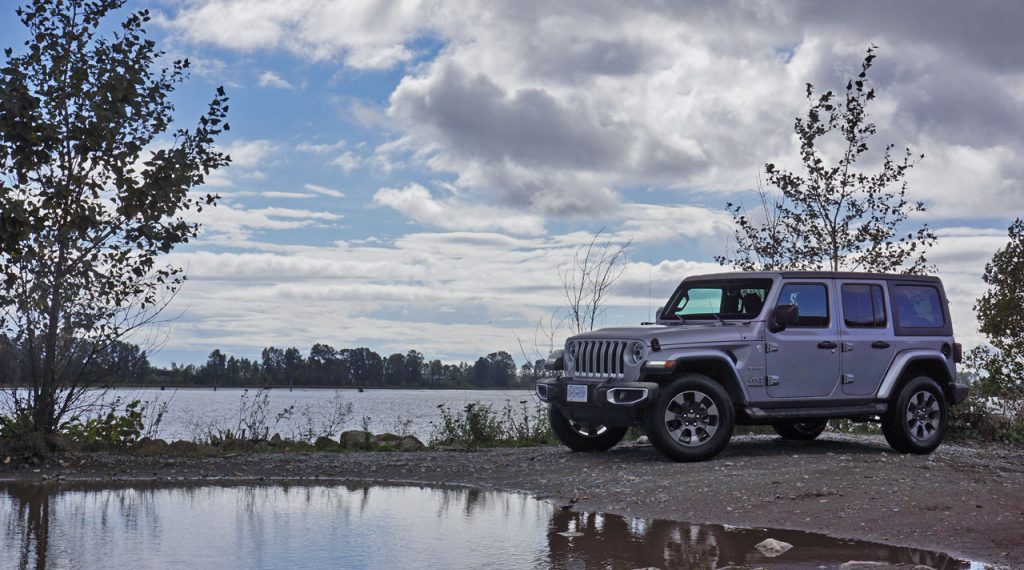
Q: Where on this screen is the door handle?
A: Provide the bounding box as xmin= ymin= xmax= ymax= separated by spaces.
xmin=871 ymin=341 xmax=891 ymax=349
xmin=817 ymin=341 xmax=838 ymax=349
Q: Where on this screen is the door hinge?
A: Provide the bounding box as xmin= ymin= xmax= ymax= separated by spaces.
xmin=842 ymin=342 xmax=854 ymax=352
xmin=766 ymin=375 xmax=780 ymax=386
xmin=842 ymin=373 xmax=855 ymax=385
xmin=766 ymin=343 xmax=779 ymax=353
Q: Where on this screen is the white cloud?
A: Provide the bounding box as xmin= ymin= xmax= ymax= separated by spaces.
xmin=303 ymin=183 xmax=346 ymax=198
xmin=373 ymin=183 xmax=546 ymax=235
xmin=258 ymin=70 xmax=294 ymax=90
xmin=296 ymin=139 xmax=347 ymax=154
xmin=331 ymin=151 xmax=362 ymax=172
xmin=221 ymin=139 xmax=276 ymax=168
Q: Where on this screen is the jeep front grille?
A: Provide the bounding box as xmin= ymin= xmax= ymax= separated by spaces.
xmin=573 ymin=340 xmax=627 ymax=379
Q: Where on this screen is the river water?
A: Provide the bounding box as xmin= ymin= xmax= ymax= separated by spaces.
xmin=94 ymin=387 xmax=535 ymax=442
xmin=0 ymin=483 xmax=975 ymax=569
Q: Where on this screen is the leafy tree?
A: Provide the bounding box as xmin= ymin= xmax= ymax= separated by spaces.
xmin=383 ymin=352 xmax=407 ymax=385
xmin=0 ymin=1 xmax=229 ymax=433
xmin=717 ymin=46 xmax=935 ymax=274
xmin=974 ymin=218 xmax=1024 ymax=395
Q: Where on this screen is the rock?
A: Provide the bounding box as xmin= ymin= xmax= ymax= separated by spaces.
xmin=269 ymin=433 xmax=283 ymax=447
xmin=132 ymin=438 xmax=169 ymax=456
xmin=754 ymin=538 xmax=793 ymax=557
xmin=398 ymin=435 xmax=425 ymax=452
xmin=314 ymin=436 xmax=338 ymax=450
xmin=635 ymin=435 xmax=650 ymax=445
xmin=46 ymin=433 xmax=75 ymax=452
xmin=339 ymin=430 xmax=376 ymax=449
xmin=839 ymin=563 xmax=900 ymax=570
xmin=220 ymin=439 xmax=254 ymax=453
xmin=375 ymin=433 xmax=403 ymax=445
xmin=166 ymin=440 xmax=199 ymax=456
xmin=557 ymin=531 xmax=584 ymax=537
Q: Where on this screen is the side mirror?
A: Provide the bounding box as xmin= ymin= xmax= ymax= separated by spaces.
xmin=768 ymin=304 xmax=799 ymax=333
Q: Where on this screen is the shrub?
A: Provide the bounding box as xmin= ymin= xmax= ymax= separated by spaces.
xmin=62 ymin=400 xmax=145 ymax=448
xmin=430 ymin=399 xmax=553 ymax=448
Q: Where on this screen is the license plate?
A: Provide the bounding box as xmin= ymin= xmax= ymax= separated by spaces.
xmin=566 ymin=384 xmax=588 ymax=403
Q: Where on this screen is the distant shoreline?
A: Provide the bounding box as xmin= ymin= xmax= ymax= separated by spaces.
xmin=12 ymin=384 xmax=537 ymax=392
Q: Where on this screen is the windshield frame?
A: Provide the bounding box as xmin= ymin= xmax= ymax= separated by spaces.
xmin=660 ymin=278 xmax=775 ymax=322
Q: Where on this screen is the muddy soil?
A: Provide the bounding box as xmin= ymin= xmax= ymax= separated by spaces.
xmin=3 ymin=433 xmax=1022 ymax=567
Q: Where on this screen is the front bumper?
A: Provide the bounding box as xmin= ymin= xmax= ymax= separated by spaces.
xmin=536 ymin=377 xmax=659 ymax=427
xmin=536 ymin=377 xmax=659 ymax=408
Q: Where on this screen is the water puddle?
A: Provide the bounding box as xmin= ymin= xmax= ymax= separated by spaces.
xmin=1 ymin=483 xmax=979 ymax=569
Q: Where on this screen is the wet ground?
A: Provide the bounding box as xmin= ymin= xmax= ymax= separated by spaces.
xmin=2 ymin=433 xmax=1022 ymax=567
xmin=1 ymin=482 xmax=977 ymax=569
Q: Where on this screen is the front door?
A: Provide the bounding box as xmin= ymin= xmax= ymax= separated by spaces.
xmin=838 ymin=280 xmax=897 ymax=396
xmin=766 ymin=281 xmax=841 ymax=398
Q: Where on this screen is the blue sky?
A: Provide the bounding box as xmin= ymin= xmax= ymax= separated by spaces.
xmin=2 ymin=1 xmax=1020 ymax=367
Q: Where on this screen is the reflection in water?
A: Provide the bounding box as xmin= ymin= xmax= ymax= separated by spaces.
xmin=1 ymin=483 xmax=973 ymax=570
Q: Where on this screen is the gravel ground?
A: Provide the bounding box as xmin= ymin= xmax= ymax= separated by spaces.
xmin=3 ymin=433 xmax=1022 ymax=567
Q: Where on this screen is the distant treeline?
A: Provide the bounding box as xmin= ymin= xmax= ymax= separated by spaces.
xmin=0 ymin=338 xmax=547 ymax=389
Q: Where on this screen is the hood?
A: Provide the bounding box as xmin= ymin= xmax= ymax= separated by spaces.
xmin=568 ymin=322 xmax=755 ymax=346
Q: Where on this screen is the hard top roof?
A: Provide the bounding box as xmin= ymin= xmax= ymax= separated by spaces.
xmin=684 ymin=270 xmax=941 ymax=283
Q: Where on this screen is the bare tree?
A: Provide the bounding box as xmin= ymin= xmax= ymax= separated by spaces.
xmin=561 ymin=231 xmax=631 ymax=335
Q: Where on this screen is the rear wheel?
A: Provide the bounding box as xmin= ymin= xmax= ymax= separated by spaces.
xmin=549 ymin=406 xmax=628 ymax=452
xmin=882 ymin=376 xmax=947 ymax=454
xmin=772 ymin=419 xmax=829 ymax=440
xmin=644 ymin=373 xmax=735 ymax=462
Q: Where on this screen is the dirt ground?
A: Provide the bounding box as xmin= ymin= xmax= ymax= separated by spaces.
xmin=2 ymin=433 xmax=1023 ymax=567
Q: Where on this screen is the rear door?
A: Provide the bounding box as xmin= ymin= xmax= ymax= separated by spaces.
xmin=766 ymin=280 xmax=841 ymax=398
xmin=837 ymin=280 xmax=896 ymax=397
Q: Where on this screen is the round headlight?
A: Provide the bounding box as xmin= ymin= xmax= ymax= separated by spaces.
xmin=628 ymin=341 xmax=647 ymax=365
xmin=566 ymin=341 xmax=577 ymax=362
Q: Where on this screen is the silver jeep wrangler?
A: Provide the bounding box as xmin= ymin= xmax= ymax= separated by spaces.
xmin=536 ymin=271 xmax=968 ymax=462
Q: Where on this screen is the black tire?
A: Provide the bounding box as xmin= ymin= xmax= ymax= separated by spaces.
xmin=548 ymin=406 xmax=628 ymax=452
xmin=882 ymin=376 xmax=947 ymax=454
xmin=644 ymin=373 xmax=735 ymax=462
xmin=772 ymin=419 xmax=829 ymax=440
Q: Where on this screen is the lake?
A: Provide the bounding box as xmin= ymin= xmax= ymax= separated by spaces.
xmin=0 ymin=483 xmax=976 ymax=569
xmin=96 ymin=387 xmax=536 ymax=442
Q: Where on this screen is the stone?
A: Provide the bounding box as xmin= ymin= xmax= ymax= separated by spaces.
xmin=375 ymin=433 xmax=403 ymax=445
xmin=314 ymin=436 xmax=337 ymax=450
xmin=635 ymin=435 xmax=650 ymax=445
xmin=132 ymin=438 xmax=169 ymax=456
xmin=339 ymin=430 xmax=376 ymax=449
xmin=166 ymin=440 xmax=199 ymax=456
xmin=754 ymin=538 xmax=793 ymax=557
xmin=398 ymin=435 xmax=425 ymax=452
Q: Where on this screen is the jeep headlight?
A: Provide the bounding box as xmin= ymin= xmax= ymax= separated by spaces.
xmin=565 ymin=341 xmax=577 ymax=363
xmin=626 ymin=341 xmax=647 ymax=365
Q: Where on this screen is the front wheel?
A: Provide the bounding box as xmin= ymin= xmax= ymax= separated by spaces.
xmin=772 ymin=419 xmax=829 ymax=440
xmin=549 ymin=406 xmax=628 ymax=452
xmin=882 ymin=376 xmax=948 ymax=454
xmin=644 ymin=373 xmax=735 ymax=462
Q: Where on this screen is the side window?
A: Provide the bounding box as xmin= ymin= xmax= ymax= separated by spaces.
xmin=842 ymin=284 xmax=887 ymax=328
xmin=777 ymin=283 xmax=829 ymax=327
xmin=893 ymin=285 xmax=944 ymax=328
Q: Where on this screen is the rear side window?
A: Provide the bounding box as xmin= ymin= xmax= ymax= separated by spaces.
xmin=777 ymin=283 xmax=829 ymax=327
xmin=842 ymin=284 xmax=887 ymax=328
xmin=893 ymin=285 xmax=944 ymax=328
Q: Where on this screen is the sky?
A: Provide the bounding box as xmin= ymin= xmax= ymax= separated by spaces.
xmin=2 ymin=1 xmax=1021 ymax=367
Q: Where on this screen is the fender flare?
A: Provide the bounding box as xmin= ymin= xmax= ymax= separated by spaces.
xmin=661 ymin=350 xmax=749 ymax=404
xmin=876 ymin=349 xmax=952 ymax=400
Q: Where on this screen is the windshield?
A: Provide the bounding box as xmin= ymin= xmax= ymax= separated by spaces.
xmin=661 ymin=279 xmax=773 ymax=321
